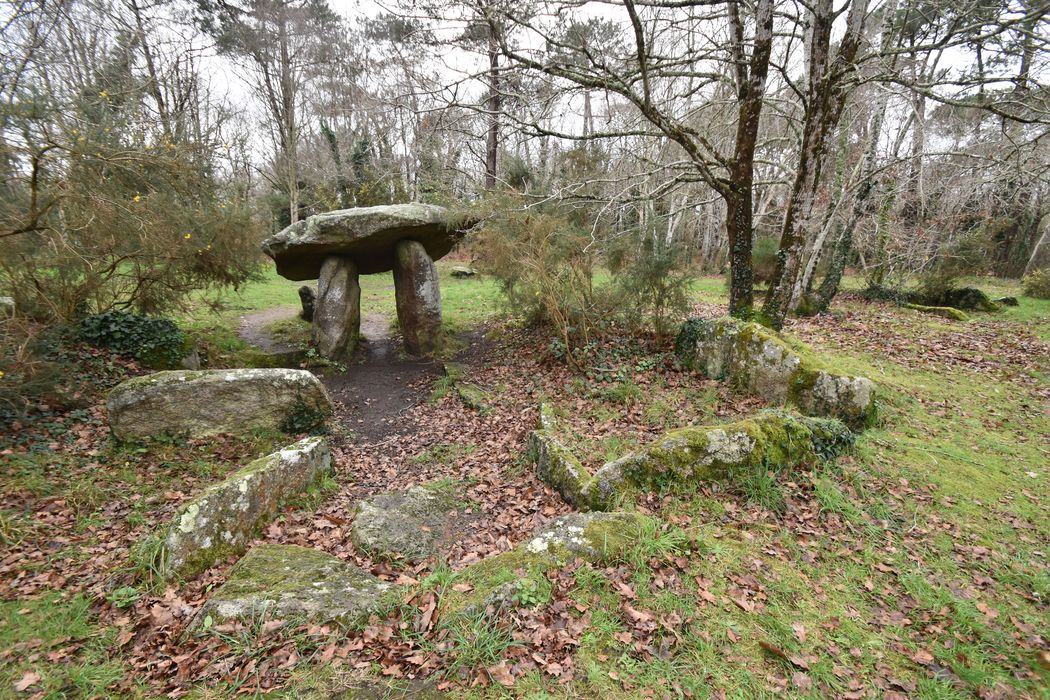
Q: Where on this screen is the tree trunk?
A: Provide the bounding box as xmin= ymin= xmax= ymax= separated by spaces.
xmin=723 ymin=0 xmax=774 ymax=319
xmin=484 ymin=28 xmax=499 ymax=190
xmin=762 ymin=0 xmax=868 ymax=329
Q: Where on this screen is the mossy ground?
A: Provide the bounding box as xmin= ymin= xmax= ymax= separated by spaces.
xmin=2 ymin=274 xmax=1047 ymax=698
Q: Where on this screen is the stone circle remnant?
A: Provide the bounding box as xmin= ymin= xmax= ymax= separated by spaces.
xmin=193 ymin=543 xmax=391 ymax=628
xmin=157 ymin=437 xmax=332 ymax=579
xmin=106 ymin=368 xmax=332 ymax=440
xmin=262 ymin=204 xmax=470 ymax=358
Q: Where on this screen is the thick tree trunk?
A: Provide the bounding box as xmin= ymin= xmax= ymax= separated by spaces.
xmin=762 ymin=0 xmax=868 ymax=329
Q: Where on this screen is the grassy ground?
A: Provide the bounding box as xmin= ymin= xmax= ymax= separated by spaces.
xmin=1 ymin=272 xmax=1047 ymax=698
xmin=177 ymin=264 xmax=504 ymax=363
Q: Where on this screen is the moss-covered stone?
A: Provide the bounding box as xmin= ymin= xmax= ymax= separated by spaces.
xmin=107 ymin=368 xmax=332 ymax=440
xmin=582 ymin=410 xmax=851 ymax=510
xmin=524 ymin=512 xmax=651 ymax=561
xmin=675 ymin=317 xmax=876 ymax=428
xmin=527 ymin=428 xmax=591 ymax=507
xmin=194 ymin=544 xmax=391 ymax=628
xmin=527 ymin=399 xmax=852 ymax=511
xmin=157 ymin=437 xmax=331 ymax=579
xmin=441 ymin=362 xmax=490 ymax=411
xmin=903 ymin=303 xmax=970 ymax=321
xmin=351 ymin=481 xmax=468 ymax=561
xmin=441 ymin=511 xmax=658 ymax=617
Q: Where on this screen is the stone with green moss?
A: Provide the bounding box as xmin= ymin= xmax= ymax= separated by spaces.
xmin=581 ymin=410 xmax=852 ymax=510
xmin=351 ymin=481 xmax=468 ymax=561
xmin=441 ymin=362 xmax=490 ymax=411
xmin=675 ymin=317 xmax=876 ymax=428
xmin=194 ymin=544 xmax=390 ymax=627
xmin=528 ymin=403 xmax=852 ymax=510
xmin=440 ymin=511 xmax=659 ymax=618
xmin=107 ymin=368 xmax=332 ymax=440
xmin=903 ymin=303 xmax=970 ymax=321
xmin=157 ymin=437 xmax=331 ymax=579
xmin=524 ymin=512 xmax=651 ymax=561
xmin=527 ymin=427 xmax=590 ymax=507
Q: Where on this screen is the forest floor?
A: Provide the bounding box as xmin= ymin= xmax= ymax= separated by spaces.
xmin=0 ymin=268 xmax=1048 ymax=699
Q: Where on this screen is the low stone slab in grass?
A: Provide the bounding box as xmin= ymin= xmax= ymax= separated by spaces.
xmin=527 ymin=406 xmax=590 ymax=508
xmin=529 ymin=406 xmax=852 ymax=511
xmin=351 ymin=481 xmax=469 ymax=561
xmin=675 ymin=317 xmax=876 ymax=428
xmin=107 ymin=368 xmax=332 ymax=440
xmin=194 ymin=544 xmax=391 ymax=627
xmin=440 ymin=511 xmax=657 ymax=617
xmin=442 ymin=362 xmax=491 ymax=412
xmin=903 ymin=303 xmax=970 ymax=321
xmin=158 ymin=436 xmax=331 ymax=579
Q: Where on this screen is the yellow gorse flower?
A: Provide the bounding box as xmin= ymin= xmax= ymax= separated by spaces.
xmin=184 ymin=233 xmax=192 ymax=239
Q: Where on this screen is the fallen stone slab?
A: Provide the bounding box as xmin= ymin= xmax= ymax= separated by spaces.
xmin=440 ymin=511 xmax=657 ymax=617
xmin=262 ymin=203 xmax=469 ymax=280
xmin=157 ymin=437 xmax=331 ymax=579
xmin=529 ymin=406 xmax=852 ymax=511
xmin=527 ymin=406 xmax=589 ymax=508
xmin=442 ymin=362 xmax=491 ymax=412
xmin=352 ymin=481 xmax=469 ymax=561
xmin=450 ymin=265 xmax=478 ymax=278
xmin=194 ymin=544 xmax=391 ymax=628
xmin=903 ymin=302 xmax=969 ymax=321
xmin=107 ymin=368 xmax=332 ymax=440
xmin=996 ymin=296 xmax=1019 ymax=307
xmin=675 ymin=317 xmax=876 ymax=428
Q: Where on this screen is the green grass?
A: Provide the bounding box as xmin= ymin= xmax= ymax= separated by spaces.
xmin=176 ymin=263 xmax=504 ymax=363
xmin=0 ymin=593 xmax=132 ymax=698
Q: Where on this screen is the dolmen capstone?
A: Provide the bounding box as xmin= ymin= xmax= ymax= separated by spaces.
xmin=107 ymin=368 xmax=332 ymax=440
xmin=262 ymin=204 xmax=471 ymax=358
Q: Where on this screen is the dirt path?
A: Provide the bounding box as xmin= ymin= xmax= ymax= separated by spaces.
xmin=236 ymin=305 xmax=300 ymax=353
xmin=322 ymin=313 xmax=442 ymax=443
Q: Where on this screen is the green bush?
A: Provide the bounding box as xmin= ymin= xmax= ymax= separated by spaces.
xmin=473 ymin=201 xmax=607 ymax=352
xmin=1021 ymin=269 xmax=1050 ymax=299
xmin=78 ymin=311 xmax=186 ymax=368
xmin=0 ymin=320 xmax=67 ymax=422
xmin=610 ymin=234 xmax=696 ymax=337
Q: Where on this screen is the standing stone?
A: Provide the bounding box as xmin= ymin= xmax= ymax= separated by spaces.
xmin=298 ymin=285 xmax=316 ymax=321
xmin=392 ymin=240 xmax=441 ymax=355
xmin=313 ymin=256 xmax=360 ymax=360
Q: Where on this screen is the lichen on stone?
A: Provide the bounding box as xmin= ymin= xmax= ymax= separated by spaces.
xmin=675 ymin=317 xmax=877 ymax=428
xmin=533 ymin=408 xmax=852 ymax=511
xmin=351 ymin=481 xmax=470 ymax=561
xmin=155 ymin=436 xmax=331 ymax=580
xmin=194 ymin=544 xmax=392 ymax=628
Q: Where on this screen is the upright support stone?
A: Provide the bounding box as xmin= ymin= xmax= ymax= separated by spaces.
xmin=313 ymin=255 xmax=360 ymax=360
xmin=392 ymin=239 xmax=441 ymax=355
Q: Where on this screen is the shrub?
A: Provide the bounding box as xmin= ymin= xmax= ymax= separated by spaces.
xmin=472 ymin=202 xmax=607 ymax=352
xmin=1022 ymin=269 xmax=1050 ymax=299
xmin=78 ymin=311 xmax=186 ymax=368
xmin=0 ymin=320 xmax=67 ymax=422
xmin=610 ymin=234 xmax=696 ymax=337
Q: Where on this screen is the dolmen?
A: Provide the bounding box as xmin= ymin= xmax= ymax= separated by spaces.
xmin=262 ymin=203 xmax=472 ymax=358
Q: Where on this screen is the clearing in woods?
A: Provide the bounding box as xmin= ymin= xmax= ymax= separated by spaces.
xmin=1 ymin=267 xmax=1048 ymax=698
